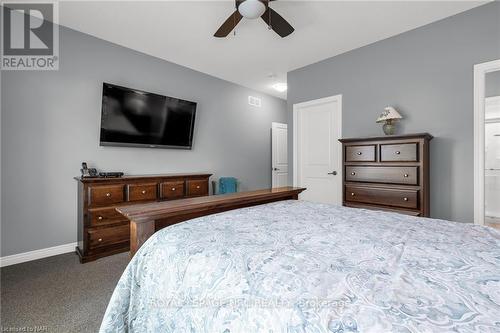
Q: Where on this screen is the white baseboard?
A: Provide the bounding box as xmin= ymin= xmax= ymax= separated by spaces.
xmin=0 ymin=242 xmax=77 ymax=268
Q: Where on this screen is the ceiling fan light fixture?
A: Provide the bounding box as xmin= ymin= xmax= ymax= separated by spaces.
xmin=238 ymin=0 xmax=266 ymax=19
xmin=272 ymin=83 xmax=288 ymax=93
xmin=214 ymin=0 xmax=294 ymax=38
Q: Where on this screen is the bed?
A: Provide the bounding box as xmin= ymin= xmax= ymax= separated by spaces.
xmin=100 ymin=200 xmax=500 ymax=332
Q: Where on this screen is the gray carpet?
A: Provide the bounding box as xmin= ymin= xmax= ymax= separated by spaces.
xmin=1 ymin=252 xmax=129 ymax=332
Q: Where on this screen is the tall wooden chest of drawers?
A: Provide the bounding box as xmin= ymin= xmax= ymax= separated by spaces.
xmin=339 ymin=133 xmax=432 ymax=217
xmin=75 ymin=173 xmax=211 ymax=263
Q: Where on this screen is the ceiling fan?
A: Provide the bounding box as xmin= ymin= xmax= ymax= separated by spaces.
xmin=214 ymin=0 xmax=294 ymax=38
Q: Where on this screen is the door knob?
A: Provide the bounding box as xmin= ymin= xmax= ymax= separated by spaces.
xmin=273 ymin=167 xmax=280 ymax=171
xmin=328 ymin=171 xmax=337 ymax=175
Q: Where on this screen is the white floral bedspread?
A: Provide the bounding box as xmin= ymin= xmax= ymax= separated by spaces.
xmin=100 ymin=200 xmax=500 ymax=333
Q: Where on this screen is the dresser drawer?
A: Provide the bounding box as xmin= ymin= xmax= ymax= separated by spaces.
xmin=345 ymin=145 xmax=376 ymax=162
xmin=346 ymin=166 xmax=418 ymax=185
xmin=345 ymin=185 xmax=418 ymax=209
xmin=380 ymin=143 xmax=418 ymax=162
xmin=160 ymin=181 xmax=185 ymax=200
xmin=88 ymin=224 xmax=129 ymax=249
xmin=127 ymin=183 xmax=157 ymax=202
xmin=344 ymin=202 xmax=421 ymax=216
xmin=88 ymin=185 xmax=124 ymax=207
xmin=89 ymin=208 xmax=127 ymax=226
xmin=186 ymin=179 xmax=208 ymax=197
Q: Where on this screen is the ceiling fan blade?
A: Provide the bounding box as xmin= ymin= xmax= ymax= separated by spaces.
xmin=214 ymin=10 xmax=243 ymax=37
xmin=261 ymin=7 xmax=294 ymax=38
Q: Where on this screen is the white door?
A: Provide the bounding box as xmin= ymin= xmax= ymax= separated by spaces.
xmin=484 ymin=96 xmax=500 ymax=223
xmin=272 ymin=122 xmax=288 ymax=187
xmin=294 ymin=95 xmax=342 ymax=204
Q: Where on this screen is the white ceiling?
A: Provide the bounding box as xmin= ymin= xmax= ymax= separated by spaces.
xmin=59 ymin=1 xmax=487 ymax=99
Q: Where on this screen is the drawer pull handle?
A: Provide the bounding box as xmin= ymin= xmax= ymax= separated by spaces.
xmin=357 ymin=152 xmax=362 ymax=155
xmin=106 ymin=193 xmax=111 ymax=197
xmin=141 ymin=190 xmax=147 ymax=194
xmin=171 ymin=188 xmax=176 ymax=191
xmin=98 ymin=238 xmax=103 ymax=242
xmin=196 ymin=185 xmax=200 ymax=189
xmin=404 ymin=174 xmax=409 ymax=178
xmin=351 ymin=193 xmax=355 ymax=197
xmin=395 ymin=151 xmax=401 ymax=155
xmin=98 ymin=216 xmax=103 ymax=220
xmin=403 ymin=197 xmax=409 ymax=201
xmin=351 ymin=172 xmax=356 ymax=176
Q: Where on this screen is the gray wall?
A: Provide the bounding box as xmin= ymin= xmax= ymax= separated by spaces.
xmin=287 ymin=2 xmax=500 ymax=223
xmin=1 ymin=27 xmax=286 ymax=257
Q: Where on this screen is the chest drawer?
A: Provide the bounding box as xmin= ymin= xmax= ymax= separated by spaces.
xmin=380 ymin=143 xmax=418 ymax=162
xmin=88 ymin=185 xmax=124 ymax=207
xmin=345 ymin=185 xmax=418 ymax=209
xmin=344 ymin=202 xmax=421 ymax=216
xmin=127 ymin=183 xmax=158 ymax=202
xmin=346 ymin=166 xmax=418 ymax=185
xmin=345 ymin=145 xmax=376 ymax=162
xmin=89 ymin=207 xmax=127 ymax=226
xmin=87 ymin=224 xmax=129 ymax=249
xmin=160 ymin=181 xmax=185 ymax=200
xmin=186 ymin=179 xmax=208 ymax=197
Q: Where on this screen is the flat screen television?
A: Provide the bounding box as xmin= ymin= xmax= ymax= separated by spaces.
xmin=100 ymin=83 xmax=197 ymax=149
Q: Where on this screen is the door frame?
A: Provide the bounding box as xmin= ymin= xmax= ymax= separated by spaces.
xmin=271 ymin=122 xmax=288 ymax=188
xmin=292 ymin=94 xmax=343 ymax=198
xmin=473 ymin=59 xmax=500 ymax=225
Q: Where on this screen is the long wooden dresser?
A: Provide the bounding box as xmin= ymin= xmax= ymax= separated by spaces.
xmin=339 ymin=133 xmax=432 ymax=217
xmin=75 ymin=173 xmax=211 ymax=263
